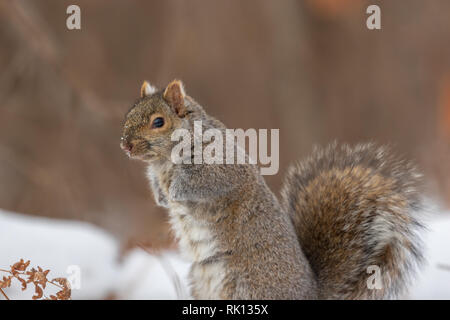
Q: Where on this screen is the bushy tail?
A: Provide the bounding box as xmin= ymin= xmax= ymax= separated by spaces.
xmin=281 ymin=143 xmax=425 ymax=299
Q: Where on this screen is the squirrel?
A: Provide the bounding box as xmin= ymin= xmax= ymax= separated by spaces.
xmin=120 ymin=79 xmax=425 ymax=299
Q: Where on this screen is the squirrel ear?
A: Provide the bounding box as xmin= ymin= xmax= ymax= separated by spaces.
xmin=140 ymin=81 xmax=157 ymax=98
xmin=163 ymin=80 xmax=186 ymax=117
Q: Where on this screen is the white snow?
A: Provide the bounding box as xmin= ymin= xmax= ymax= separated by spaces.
xmin=408 ymin=215 xmax=450 ymax=299
xmin=0 ymin=209 xmax=190 ymax=300
xmin=0 ymin=207 xmax=449 ymax=300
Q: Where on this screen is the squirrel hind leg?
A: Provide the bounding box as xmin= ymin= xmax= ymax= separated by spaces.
xmin=281 ymin=142 xmax=425 ymax=299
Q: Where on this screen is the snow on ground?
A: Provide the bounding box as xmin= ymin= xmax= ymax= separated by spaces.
xmin=408 ymin=215 xmax=450 ymax=299
xmin=114 ymin=248 xmax=190 ymax=299
xmin=0 ymin=209 xmax=190 ymax=300
xmin=0 ymin=207 xmax=449 ymax=299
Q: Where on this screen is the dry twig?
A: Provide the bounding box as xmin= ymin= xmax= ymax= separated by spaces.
xmin=0 ymin=259 xmax=71 ymax=300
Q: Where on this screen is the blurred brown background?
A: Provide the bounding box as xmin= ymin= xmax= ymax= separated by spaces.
xmin=1 ymin=0 xmax=449 ymax=250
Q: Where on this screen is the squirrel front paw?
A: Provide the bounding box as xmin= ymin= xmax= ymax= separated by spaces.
xmin=147 ymin=168 xmax=170 ymax=208
xmin=153 ymin=185 xmax=169 ymax=208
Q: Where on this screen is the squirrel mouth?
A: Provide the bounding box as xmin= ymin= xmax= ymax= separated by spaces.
xmin=128 ymin=150 xmax=156 ymax=161
xmin=120 ymin=139 xmax=156 ymax=161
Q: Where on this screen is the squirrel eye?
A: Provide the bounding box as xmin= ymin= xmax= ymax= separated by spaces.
xmin=151 ymin=117 xmax=165 ymax=128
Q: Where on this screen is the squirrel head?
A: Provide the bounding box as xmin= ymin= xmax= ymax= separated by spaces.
xmin=120 ymin=79 xmax=190 ymax=162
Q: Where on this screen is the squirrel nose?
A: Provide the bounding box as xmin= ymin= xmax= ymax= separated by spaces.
xmin=120 ymin=140 xmax=133 ymax=153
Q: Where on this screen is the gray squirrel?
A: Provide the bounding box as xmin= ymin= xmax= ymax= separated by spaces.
xmin=120 ymin=79 xmax=424 ymax=299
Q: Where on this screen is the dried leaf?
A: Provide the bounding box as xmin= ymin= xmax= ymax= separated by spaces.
xmin=11 ymin=259 xmax=30 ymax=273
xmin=1 ymin=259 xmax=71 ymax=300
xmin=52 ymin=278 xmax=71 ymax=300
xmin=32 ymin=285 xmax=43 ymax=300
xmin=55 ymin=287 xmax=71 ymax=300
xmin=16 ymin=276 xmax=27 ymax=291
xmin=0 ymin=276 xmax=12 ymax=288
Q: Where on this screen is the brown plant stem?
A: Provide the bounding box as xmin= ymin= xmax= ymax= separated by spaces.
xmin=0 ymin=288 xmax=10 ymax=300
xmin=1 ymin=269 xmax=64 ymax=290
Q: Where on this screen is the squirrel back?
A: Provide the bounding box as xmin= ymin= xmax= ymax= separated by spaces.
xmin=281 ymin=142 xmax=424 ymax=299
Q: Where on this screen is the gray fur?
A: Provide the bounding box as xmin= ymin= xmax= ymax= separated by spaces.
xmin=121 ymin=81 xmax=425 ymax=299
xmin=281 ymin=142 xmax=425 ymax=299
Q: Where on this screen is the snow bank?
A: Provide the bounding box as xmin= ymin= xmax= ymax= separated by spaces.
xmin=408 ymin=215 xmax=450 ymax=299
xmin=0 ymin=209 xmax=190 ymax=299
xmin=0 ymin=207 xmax=449 ymax=299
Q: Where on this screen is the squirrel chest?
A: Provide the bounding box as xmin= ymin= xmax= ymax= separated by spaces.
xmin=168 ymin=202 xmax=226 ymax=299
